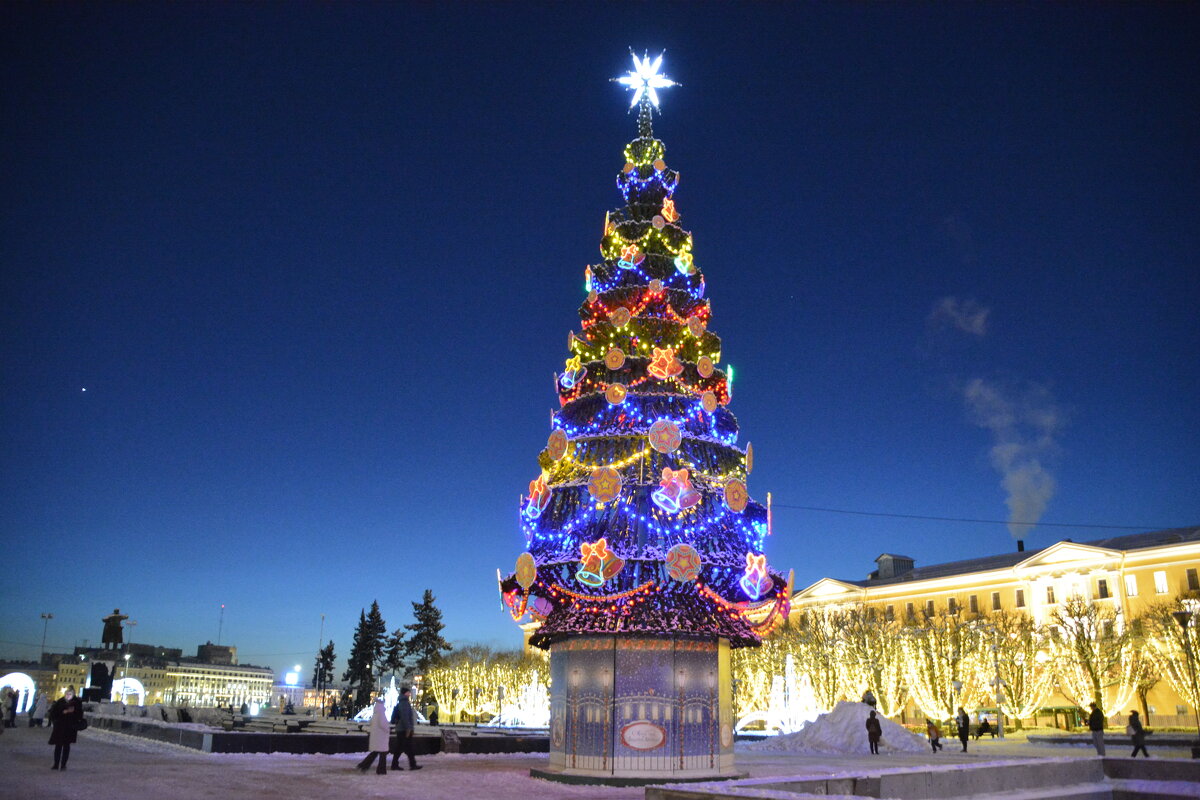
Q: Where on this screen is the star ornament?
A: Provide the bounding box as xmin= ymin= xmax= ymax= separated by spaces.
xmin=615 ymin=51 xmax=676 ymax=109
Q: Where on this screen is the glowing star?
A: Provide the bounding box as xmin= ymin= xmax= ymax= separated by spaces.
xmin=740 ymin=552 xmax=772 ymax=600
xmin=614 ymin=51 xmax=676 ymax=109
xmin=648 ymin=347 xmax=683 ymax=380
xmin=647 ymin=419 xmax=682 ymax=453
xmin=661 ymin=197 xmax=679 ymax=223
xmin=618 ymin=244 xmax=644 ymax=270
xmin=588 ymin=466 xmax=623 ymax=503
xmin=666 ymin=543 xmax=702 ymax=581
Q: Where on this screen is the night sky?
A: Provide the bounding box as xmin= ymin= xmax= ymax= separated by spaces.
xmin=3 ymin=4 xmax=1197 ymax=679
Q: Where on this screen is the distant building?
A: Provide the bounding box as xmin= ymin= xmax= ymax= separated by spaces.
xmin=791 ymin=526 xmax=1200 ymax=724
xmin=51 ymin=642 xmax=273 ymax=708
xmin=196 ymin=642 xmax=237 ymax=665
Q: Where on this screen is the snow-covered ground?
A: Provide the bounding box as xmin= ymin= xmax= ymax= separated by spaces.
xmin=1 ymin=722 xmax=1195 ymax=800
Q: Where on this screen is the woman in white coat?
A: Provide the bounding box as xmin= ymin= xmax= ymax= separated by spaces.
xmin=355 ymin=699 xmax=391 ymax=774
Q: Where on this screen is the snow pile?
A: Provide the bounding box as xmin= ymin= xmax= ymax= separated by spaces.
xmin=748 ymin=701 xmax=927 ymax=754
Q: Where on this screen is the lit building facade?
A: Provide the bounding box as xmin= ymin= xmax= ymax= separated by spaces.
xmin=790 ymin=527 xmax=1200 ymax=722
xmin=51 ymin=646 xmax=273 ymax=708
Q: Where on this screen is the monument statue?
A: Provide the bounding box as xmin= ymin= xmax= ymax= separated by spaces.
xmin=101 ymin=608 xmax=129 ymax=649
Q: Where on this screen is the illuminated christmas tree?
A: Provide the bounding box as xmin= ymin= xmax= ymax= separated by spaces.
xmin=500 ymin=53 xmax=789 ymax=782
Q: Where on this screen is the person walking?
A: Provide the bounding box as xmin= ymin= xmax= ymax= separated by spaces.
xmin=1088 ymin=702 xmax=1106 ymax=756
xmin=5 ymin=688 xmax=17 ymax=728
xmin=926 ymin=719 xmax=943 ymax=752
xmin=31 ymin=693 xmax=49 ymax=728
xmin=865 ymin=709 xmax=882 ymax=755
xmin=390 ymin=687 xmax=422 ymax=771
xmin=1128 ymin=710 xmax=1149 ymax=757
xmin=355 ymin=698 xmax=391 ymax=774
xmin=48 ymin=688 xmax=85 ymax=770
xmin=956 ymin=707 xmax=970 ymax=752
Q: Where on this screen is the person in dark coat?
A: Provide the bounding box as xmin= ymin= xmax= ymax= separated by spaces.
xmin=1128 ymin=710 xmax=1148 ymax=757
xmin=5 ymin=688 xmax=17 ymax=728
xmin=1088 ymin=702 xmax=1106 ymax=756
xmin=48 ymin=688 xmax=85 ymax=770
xmin=976 ymin=718 xmax=992 ymax=739
xmin=956 ymin=707 xmax=970 ymax=752
xmin=865 ymin=709 xmax=882 ymax=755
xmin=390 ymin=687 xmax=421 ymax=771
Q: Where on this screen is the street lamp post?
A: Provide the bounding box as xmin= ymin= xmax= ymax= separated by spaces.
xmin=40 ymin=613 xmax=54 ymax=660
xmin=1170 ymin=608 xmax=1200 ymax=759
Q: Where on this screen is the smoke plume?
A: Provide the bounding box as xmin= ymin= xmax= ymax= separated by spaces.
xmin=929 ymin=296 xmax=990 ymax=336
xmin=963 ymin=378 xmax=1063 ymax=540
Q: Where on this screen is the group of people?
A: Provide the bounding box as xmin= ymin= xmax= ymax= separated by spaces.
xmin=356 ymin=686 xmax=423 ymax=775
xmin=868 ymin=699 xmax=1154 ymax=758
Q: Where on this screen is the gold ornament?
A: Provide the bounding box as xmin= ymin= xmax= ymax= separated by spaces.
xmin=605 ymin=347 xmax=626 ymax=370
xmin=589 ymin=467 xmax=623 ymax=503
xmin=515 ymin=552 xmax=537 ymax=589
xmin=697 ymin=355 xmax=714 ymax=378
xmin=608 ymin=307 xmax=632 ymax=328
xmin=701 ymin=391 xmax=718 ymax=413
xmin=687 ymin=316 xmax=706 ymax=338
xmin=724 ymin=478 xmax=748 ymax=513
xmin=745 ymin=442 xmax=754 ymax=474
xmin=605 ymin=383 xmax=628 ymax=404
xmin=547 ymin=429 xmax=568 ymax=461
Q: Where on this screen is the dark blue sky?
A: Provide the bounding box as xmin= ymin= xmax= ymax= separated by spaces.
xmin=3 ymin=3 xmax=1197 ymax=677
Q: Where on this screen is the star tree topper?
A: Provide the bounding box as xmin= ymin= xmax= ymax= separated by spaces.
xmin=614 ymin=51 xmax=676 ymax=109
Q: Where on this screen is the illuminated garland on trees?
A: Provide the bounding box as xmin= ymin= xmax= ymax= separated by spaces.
xmin=499 ymin=65 xmax=786 ymax=649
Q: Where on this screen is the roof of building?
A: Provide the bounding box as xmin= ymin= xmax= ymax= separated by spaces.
xmin=839 ymin=526 xmax=1200 ymax=588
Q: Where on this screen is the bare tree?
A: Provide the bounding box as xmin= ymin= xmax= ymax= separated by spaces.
xmin=983 ymin=610 xmax=1054 ymax=729
xmin=900 ymin=608 xmax=989 ymax=721
xmin=1139 ymin=598 xmax=1200 ymax=711
xmin=1051 ymin=596 xmax=1140 ymax=715
xmin=840 ymin=605 xmax=907 ymax=717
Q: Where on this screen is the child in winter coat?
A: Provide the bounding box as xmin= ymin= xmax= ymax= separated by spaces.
xmin=926 ymin=719 xmax=943 ymax=752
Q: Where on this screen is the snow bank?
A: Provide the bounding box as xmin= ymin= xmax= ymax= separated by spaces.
xmin=748 ymin=701 xmax=928 ymax=754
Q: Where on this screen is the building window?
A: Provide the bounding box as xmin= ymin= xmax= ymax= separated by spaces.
xmin=1046 ymin=585 xmax=1056 ymax=604
xmin=1016 ymin=589 xmax=1026 ymax=608
xmin=1101 ymin=620 xmax=1114 ymax=638
xmin=1097 ymin=579 xmax=1109 ymax=599
xmin=885 ymin=605 xmax=895 ymax=621
xmin=905 ymin=602 xmax=915 ymax=620
xmin=992 ymin=591 xmax=1002 ymax=611
xmin=1125 ymin=575 xmax=1138 ymax=597
xmin=1188 ymin=568 xmax=1199 ymax=592
xmin=948 ymin=598 xmax=958 ymax=615
xmin=1154 ymin=570 xmax=1169 ymax=594
xmin=926 ymin=600 xmax=935 ymax=616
